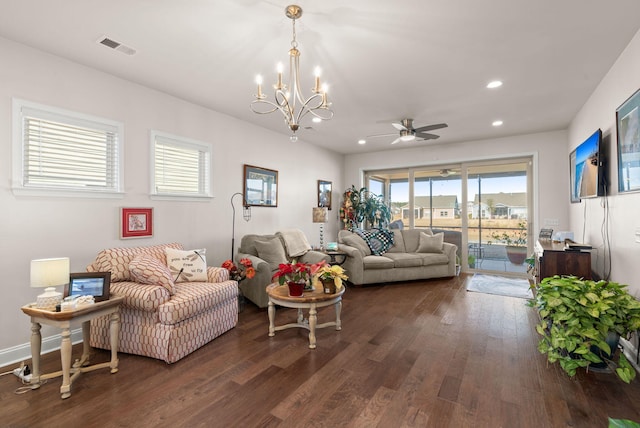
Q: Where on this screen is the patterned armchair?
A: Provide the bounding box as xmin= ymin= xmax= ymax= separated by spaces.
xmin=88 ymin=243 xmax=238 ymax=363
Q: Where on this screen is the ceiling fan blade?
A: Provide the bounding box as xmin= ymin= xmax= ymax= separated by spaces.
xmin=366 ymin=132 xmax=398 ymax=138
xmin=414 ymin=123 xmax=448 ymax=133
xmin=392 ymin=122 xmax=408 ymax=131
xmin=390 ymin=137 xmax=402 ymax=145
xmin=416 ymin=132 xmax=440 ymax=140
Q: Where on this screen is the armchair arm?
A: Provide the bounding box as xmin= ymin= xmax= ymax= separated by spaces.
xmin=207 ymin=266 xmax=230 ymax=283
xmin=299 ymin=250 xmax=330 ymax=264
xmin=236 ymin=252 xmax=273 ymax=308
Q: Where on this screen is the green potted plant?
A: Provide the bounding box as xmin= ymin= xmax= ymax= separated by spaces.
xmin=341 ymin=185 xmax=391 ymax=229
xmin=491 ymin=220 xmax=527 ymax=264
xmin=531 ymin=275 xmax=640 ymax=383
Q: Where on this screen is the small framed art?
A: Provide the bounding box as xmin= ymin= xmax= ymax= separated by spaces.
xmin=65 ymin=272 xmax=111 ymax=302
xmin=243 ymin=165 xmax=278 ymax=207
xmin=616 ymin=87 xmax=640 ymax=193
xmin=121 ymin=207 xmax=153 ymax=239
xmin=318 ymin=180 xmax=332 ymax=210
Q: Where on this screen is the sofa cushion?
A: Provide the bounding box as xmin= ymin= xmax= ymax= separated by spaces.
xmin=88 ymin=243 xmax=183 ymax=282
xmin=255 ymin=238 xmax=288 ymax=271
xmin=158 ymin=280 xmax=238 ymax=325
xmin=417 ymin=232 xmax=444 ymax=253
xmin=401 ymin=229 xmax=432 ymax=253
xmin=385 ymin=229 xmax=406 ymax=253
xmin=384 ymin=253 xmax=424 ymax=268
xmin=129 ymin=254 xmax=177 ymax=295
xmin=341 ymin=233 xmax=372 ymax=257
xmin=354 ymin=228 xmax=394 ymax=255
xmin=165 ymin=248 xmax=207 ymax=282
xmin=417 ymin=252 xmax=450 ymax=266
xmin=362 ymin=255 xmax=395 ymax=269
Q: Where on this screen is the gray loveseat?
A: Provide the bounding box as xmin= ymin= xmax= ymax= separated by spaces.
xmin=236 ymin=231 xmax=330 ymax=308
xmin=338 ymin=228 xmax=457 ymax=286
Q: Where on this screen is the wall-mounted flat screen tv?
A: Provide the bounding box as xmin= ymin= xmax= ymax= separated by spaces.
xmin=573 ymin=129 xmax=606 ymax=199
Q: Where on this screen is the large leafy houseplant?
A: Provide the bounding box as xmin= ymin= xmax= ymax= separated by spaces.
xmin=341 ymin=185 xmax=391 ymax=229
xmin=532 ymin=275 xmax=640 ymax=383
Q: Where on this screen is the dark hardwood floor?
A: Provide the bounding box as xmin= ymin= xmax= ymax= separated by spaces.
xmin=2 ymin=274 xmax=640 ymax=427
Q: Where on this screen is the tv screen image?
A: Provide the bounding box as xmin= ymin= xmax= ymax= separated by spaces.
xmin=573 ymin=129 xmax=605 ymax=199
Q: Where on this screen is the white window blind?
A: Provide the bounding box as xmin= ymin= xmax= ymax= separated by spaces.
xmin=152 ymin=132 xmax=211 ymax=198
xmin=13 ymin=99 xmax=123 ymax=196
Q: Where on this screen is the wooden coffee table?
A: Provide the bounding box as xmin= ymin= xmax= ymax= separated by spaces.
xmin=266 ymin=283 xmax=344 ymax=349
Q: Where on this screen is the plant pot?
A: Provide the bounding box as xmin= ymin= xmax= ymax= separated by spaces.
xmin=589 ymin=332 xmax=621 ymax=371
xmin=287 ymin=281 xmax=305 ymax=297
xmin=506 ymin=245 xmax=527 ymax=265
xmin=322 ymin=279 xmax=336 ymax=294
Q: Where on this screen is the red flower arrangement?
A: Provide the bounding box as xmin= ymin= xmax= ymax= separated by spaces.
xmin=272 ymin=261 xmax=325 ymax=286
xmin=221 ymin=258 xmax=256 ymax=282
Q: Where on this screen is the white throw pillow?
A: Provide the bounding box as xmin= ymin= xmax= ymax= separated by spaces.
xmin=165 ymin=248 xmax=207 ymax=282
xmin=417 ymin=232 xmax=444 ymax=253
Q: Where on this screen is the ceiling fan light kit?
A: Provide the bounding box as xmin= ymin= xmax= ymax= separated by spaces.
xmin=250 ymin=5 xmax=334 ymax=142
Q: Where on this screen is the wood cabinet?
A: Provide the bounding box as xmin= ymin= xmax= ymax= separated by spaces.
xmin=534 ymin=240 xmax=591 ymax=283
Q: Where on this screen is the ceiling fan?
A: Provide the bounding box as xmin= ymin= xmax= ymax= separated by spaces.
xmin=368 ymin=118 xmax=448 ymax=145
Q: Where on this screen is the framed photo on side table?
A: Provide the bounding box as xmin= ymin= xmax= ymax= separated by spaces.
xmin=318 ymin=180 xmax=332 ymax=210
xmin=616 ymin=87 xmax=640 ymax=193
xmin=65 ymin=272 xmax=111 ymax=302
xmin=244 ymin=165 xmax=278 ymax=207
xmin=121 ymin=207 xmax=153 ymax=239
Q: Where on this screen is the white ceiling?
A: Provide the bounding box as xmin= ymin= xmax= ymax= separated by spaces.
xmin=1 ymin=0 xmax=640 ymax=154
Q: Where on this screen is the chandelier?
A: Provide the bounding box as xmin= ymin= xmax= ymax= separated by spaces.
xmin=250 ymin=5 xmax=334 ymax=142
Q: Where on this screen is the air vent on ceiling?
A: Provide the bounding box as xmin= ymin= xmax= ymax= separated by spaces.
xmin=97 ymin=36 xmax=136 ymax=56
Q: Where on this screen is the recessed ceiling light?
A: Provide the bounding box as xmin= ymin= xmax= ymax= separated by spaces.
xmin=492 ymin=120 xmax=503 ymax=127
xmin=487 ymin=80 xmax=503 ymax=89
xmin=358 ymin=139 xmax=366 ymax=145
xmin=312 ymin=117 xmax=322 ymax=123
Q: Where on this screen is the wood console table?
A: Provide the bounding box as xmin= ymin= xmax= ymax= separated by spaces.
xmin=21 ymin=296 xmax=123 ymax=399
xmin=534 ymin=240 xmax=591 ymax=283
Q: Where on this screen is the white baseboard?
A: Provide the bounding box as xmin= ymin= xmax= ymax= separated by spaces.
xmin=621 ymin=333 xmax=640 ymax=372
xmin=0 ymin=328 xmax=83 ymax=369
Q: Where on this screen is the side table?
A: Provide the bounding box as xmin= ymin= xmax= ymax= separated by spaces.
xmin=322 ymin=250 xmax=347 ymax=266
xmin=266 ymin=284 xmax=344 ymax=349
xmin=20 ymin=296 xmax=124 ymax=399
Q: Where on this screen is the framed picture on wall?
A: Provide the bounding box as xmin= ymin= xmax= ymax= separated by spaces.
xmin=318 ymin=180 xmax=332 ymax=210
xmin=243 ymin=165 xmax=278 ymax=207
xmin=616 ymin=87 xmax=640 ymax=193
xmin=121 ymin=207 xmax=153 ymax=239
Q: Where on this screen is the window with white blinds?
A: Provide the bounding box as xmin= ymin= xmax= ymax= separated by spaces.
xmin=12 ymin=99 xmax=123 ymax=197
xmin=151 ymin=131 xmax=212 ymax=198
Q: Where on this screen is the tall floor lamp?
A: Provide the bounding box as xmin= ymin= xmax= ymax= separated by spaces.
xmin=312 ymin=207 xmax=329 ymax=250
xmin=231 ymin=192 xmax=251 ymax=260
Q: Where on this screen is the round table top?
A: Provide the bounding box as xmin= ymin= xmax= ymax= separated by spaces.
xmin=266 ymin=283 xmax=345 ymax=303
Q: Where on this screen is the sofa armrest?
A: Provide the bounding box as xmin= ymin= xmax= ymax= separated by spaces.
xmin=299 ymin=250 xmax=331 ymax=264
xmin=207 ymin=266 xmax=230 ymax=283
xmin=442 ymin=242 xmax=458 ymax=275
xmin=338 ymin=244 xmax=365 ymax=286
xmin=110 ymin=281 xmax=171 ymax=311
xmin=236 ymin=252 xmax=273 ymax=308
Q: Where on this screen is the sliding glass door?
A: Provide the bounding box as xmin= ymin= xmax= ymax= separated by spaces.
xmin=364 ymin=156 xmax=533 ymax=276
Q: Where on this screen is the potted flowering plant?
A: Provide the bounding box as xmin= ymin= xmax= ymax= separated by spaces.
xmin=221 ymin=258 xmax=256 ymax=282
xmin=311 ymin=261 xmax=348 ymax=294
xmin=272 ymin=261 xmax=313 ymax=297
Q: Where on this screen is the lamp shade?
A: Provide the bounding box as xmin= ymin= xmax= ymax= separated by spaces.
xmin=30 ymin=257 xmax=70 ymax=288
xmin=312 ymin=207 xmax=328 ymax=223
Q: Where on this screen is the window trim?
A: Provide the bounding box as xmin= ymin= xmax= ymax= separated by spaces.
xmin=12 ymin=98 xmax=124 ymax=198
xmin=150 ymin=130 xmax=213 ymax=201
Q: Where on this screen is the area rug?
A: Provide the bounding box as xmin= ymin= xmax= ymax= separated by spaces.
xmin=466 ymin=274 xmax=533 ymax=299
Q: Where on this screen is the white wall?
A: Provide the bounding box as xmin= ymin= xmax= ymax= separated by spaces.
xmin=569 ymin=28 xmax=640 ymax=296
xmin=0 ymin=37 xmax=343 ymax=363
xmin=344 ymin=130 xmax=570 ymax=239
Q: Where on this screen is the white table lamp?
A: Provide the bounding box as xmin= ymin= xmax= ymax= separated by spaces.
xmin=31 ymin=257 xmax=70 ymax=309
xmin=312 ymin=207 xmax=329 ymax=250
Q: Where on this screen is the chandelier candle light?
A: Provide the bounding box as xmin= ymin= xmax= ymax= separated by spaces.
xmin=250 ymin=5 xmax=334 ymax=142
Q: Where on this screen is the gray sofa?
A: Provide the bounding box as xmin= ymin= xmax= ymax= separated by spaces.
xmin=236 ymin=231 xmax=330 ymax=308
xmin=338 ymin=228 xmax=457 ymax=286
